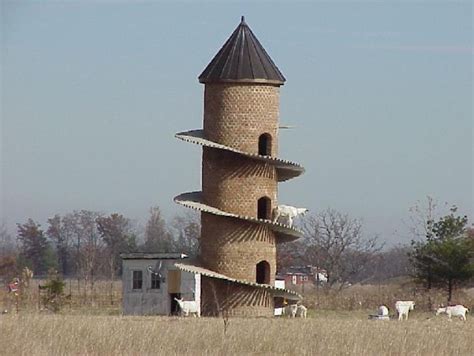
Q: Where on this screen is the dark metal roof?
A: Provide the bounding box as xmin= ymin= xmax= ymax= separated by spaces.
xmin=199 ymin=16 xmax=286 ymax=85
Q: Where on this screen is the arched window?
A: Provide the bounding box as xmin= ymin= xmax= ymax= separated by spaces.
xmin=256 ymin=261 xmax=270 ymax=284
xmin=257 ymin=196 xmax=271 ymax=220
xmin=258 ymin=133 xmax=272 ymax=156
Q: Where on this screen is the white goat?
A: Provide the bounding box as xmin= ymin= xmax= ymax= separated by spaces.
xmin=174 ymin=297 xmax=200 ymax=317
xmin=436 ymin=305 xmax=469 ymax=321
xmin=283 ymin=304 xmax=298 ymax=318
xmin=272 ymin=205 xmax=308 ymax=227
xmin=379 ymin=305 xmax=389 ymax=316
xmin=395 ymin=301 xmax=415 ymax=321
xmin=296 ymin=305 xmax=307 ymax=318
xmin=369 ymin=305 xmax=390 ymax=320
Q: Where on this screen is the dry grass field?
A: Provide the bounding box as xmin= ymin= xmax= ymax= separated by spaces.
xmin=1 ymin=311 xmax=473 ymax=355
xmin=1 ymin=281 xmax=473 ymax=355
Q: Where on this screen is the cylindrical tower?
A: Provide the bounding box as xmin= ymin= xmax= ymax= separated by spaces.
xmin=175 ymin=17 xmax=304 ymax=317
xmin=201 ymin=82 xmax=280 ymax=284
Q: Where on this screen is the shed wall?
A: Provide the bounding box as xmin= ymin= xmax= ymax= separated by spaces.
xmin=122 ymin=259 xmax=198 ymax=316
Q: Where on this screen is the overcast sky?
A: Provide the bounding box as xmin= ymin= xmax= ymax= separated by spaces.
xmin=1 ymin=1 xmax=472 ymax=245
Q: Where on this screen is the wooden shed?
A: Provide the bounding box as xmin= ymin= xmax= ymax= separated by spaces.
xmin=121 ymin=253 xmax=200 ymax=316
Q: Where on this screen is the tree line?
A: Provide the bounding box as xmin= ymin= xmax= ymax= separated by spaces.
xmin=1 ymin=198 xmax=472 ymax=301
xmin=277 ymin=204 xmax=473 ymax=301
xmin=0 ymin=207 xmax=199 ymax=283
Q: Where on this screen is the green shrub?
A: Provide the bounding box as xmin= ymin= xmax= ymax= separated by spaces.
xmin=41 ymin=269 xmax=66 ymax=313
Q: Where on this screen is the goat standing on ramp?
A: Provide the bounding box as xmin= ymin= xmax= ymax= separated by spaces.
xmin=272 ymin=205 xmax=308 ymax=227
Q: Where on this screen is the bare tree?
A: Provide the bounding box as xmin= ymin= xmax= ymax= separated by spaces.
xmin=170 ymin=211 xmax=200 ymax=256
xmin=17 ymin=219 xmax=51 ymax=275
xmin=46 ymin=215 xmax=73 ymax=275
xmin=62 ymin=210 xmax=103 ymax=298
xmin=97 ymin=213 xmax=137 ymax=304
xmin=276 ymin=240 xmax=306 ymax=273
xmin=143 ymin=206 xmax=173 ymax=252
xmin=407 ymin=196 xmax=453 ymax=241
xmin=349 ymin=244 xmax=411 ymax=283
xmin=79 ymin=211 xmax=103 ymax=296
xmin=0 ymin=223 xmax=16 ymax=257
xmin=302 ymin=208 xmax=382 ymax=290
xmin=0 ymin=224 xmax=18 ymax=282
xmin=97 ymin=213 xmax=137 ymax=277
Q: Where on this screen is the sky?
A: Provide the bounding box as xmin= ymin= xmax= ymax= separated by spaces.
xmin=1 ymin=1 xmax=472 ymax=245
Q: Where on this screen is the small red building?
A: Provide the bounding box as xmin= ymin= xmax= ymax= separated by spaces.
xmin=279 ymin=265 xmax=328 ymax=286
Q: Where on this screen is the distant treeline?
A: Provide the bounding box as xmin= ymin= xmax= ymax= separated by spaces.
xmin=0 ymin=207 xmax=199 ymax=281
xmin=1 ymin=199 xmax=472 ymax=301
xmin=277 ymin=205 xmax=473 ymax=301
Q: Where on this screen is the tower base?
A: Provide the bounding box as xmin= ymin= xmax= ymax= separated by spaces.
xmin=201 ymin=278 xmax=274 ymax=317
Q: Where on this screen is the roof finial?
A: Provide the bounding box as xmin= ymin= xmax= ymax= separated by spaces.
xmin=241 ymin=16 xmax=245 ymax=23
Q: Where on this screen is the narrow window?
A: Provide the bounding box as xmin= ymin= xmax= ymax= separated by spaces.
xmin=258 ymin=133 xmax=272 ymax=156
xmin=256 ymin=260 xmax=270 ymax=284
xmin=151 ymin=273 xmax=161 ymax=289
xmin=132 ymin=270 xmax=143 ymax=290
xmin=257 ymin=196 xmax=271 ymax=220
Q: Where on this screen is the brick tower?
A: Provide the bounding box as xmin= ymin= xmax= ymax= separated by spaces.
xmin=175 ymin=17 xmax=304 ymax=316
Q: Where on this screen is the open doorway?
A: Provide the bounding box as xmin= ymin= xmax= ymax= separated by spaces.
xmin=257 ymin=196 xmax=271 ymax=220
xmin=258 ymin=133 xmax=272 ymax=156
xmin=169 ymin=293 xmax=181 ymax=316
xmin=256 ymin=260 xmax=270 ymax=284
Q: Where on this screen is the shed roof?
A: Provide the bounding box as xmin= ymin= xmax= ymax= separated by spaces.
xmin=198 ymin=16 xmax=285 ymax=85
xmin=120 ymin=253 xmax=188 ymax=260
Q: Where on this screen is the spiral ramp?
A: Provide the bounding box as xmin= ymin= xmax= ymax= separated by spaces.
xmin=174 ymin=191 xmax=302 ymax=243
xmin=173 ymin=18 xmax=307 ymax=311
xmin=175 ymin=129 xmax=305 ymax=182
xmin=174 ymin=130 xmax=305 ymax=302
xmin=174 ymin=263 xmax=301 ymax=301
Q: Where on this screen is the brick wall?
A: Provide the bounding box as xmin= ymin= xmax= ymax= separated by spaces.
xmin=200 ymin=82 xmax=282 ymax=317
xmin=201 ymin=277 xmax=274 ymax=317
xmin=203 ymin=83 xmax=280 ymax=156
xmin=200 ymin=213 xmax=276 ymax=285
xmin=202 ymin=147 xmax=277 ymax=217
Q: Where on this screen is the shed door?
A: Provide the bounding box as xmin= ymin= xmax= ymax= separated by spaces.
xmin=168 ymin=270 xmax=181 ymax=293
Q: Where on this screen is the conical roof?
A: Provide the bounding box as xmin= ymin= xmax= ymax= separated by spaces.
xmin=199 ymin=17 xmax=286 ymax=85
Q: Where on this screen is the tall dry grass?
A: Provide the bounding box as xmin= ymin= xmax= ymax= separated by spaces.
xmin=299 ymin=282 xmax=474 ymax=311
xmin=1 ymin=279 xmax=122 ymax=314
xmin=1 ymin=281 xmax=473 ymax=355
xmin=3 ymin=278 xmax=473 ymax=314
xmin=0 ymin=312 xmax=472 ymax=355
